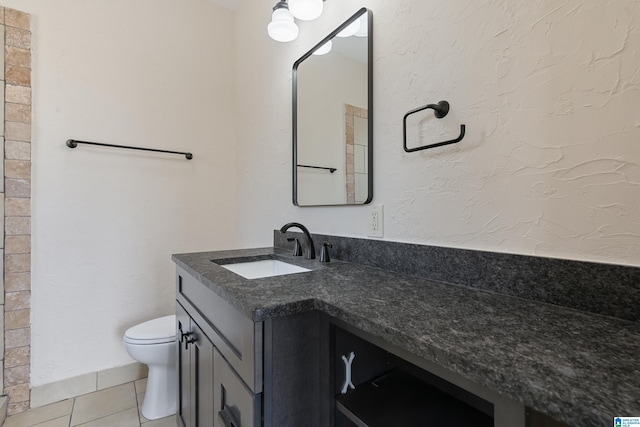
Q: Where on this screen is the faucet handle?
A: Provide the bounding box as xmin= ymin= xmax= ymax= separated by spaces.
xmin=320 ymin=242 xmax=333 ymax=263
xmin=287 ymin=237 xmax=303 ymax=256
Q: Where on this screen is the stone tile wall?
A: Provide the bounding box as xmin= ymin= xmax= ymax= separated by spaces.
xmin=1 ymin=7 xmax=32 ymax=415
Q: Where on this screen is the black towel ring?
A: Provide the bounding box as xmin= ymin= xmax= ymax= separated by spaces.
xmin=403 ymin=100 xmax=466 ymax=153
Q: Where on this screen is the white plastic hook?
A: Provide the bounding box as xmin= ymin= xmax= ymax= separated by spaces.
xmin=341 ymin=351 xmax=356 ymax=394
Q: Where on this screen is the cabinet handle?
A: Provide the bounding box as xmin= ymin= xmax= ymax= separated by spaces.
xmin=180 ymin=330 xmax=193 ymax=343
xmin=184 ymin=336 xmax=197 ymax=350
xmin=218 ymin=405 xmax=240 ymax=427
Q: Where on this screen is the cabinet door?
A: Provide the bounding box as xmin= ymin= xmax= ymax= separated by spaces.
xmin=192 ymin=320 xmax=215 ymax=427
xmin=177 ymin=304 xmax=192 ymax=427
xmin=213 ymin=348 xmax=261 ymax=427
xmin=177 ymin=303 xmax=216 ymax=427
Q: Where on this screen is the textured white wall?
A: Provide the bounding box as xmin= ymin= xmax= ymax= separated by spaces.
xmin=0 ymin=0 xmax=238 ymax=386
xmin=234 ymin=0 xmax=640 ymax=266
xmin=3 ymin=0 xmax=638 ymax=391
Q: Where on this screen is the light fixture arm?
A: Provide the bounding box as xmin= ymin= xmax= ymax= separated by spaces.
xmin=272 ymin=0 xmax=288 ymax=12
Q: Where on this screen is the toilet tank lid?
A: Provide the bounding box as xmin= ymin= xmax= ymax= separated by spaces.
xmin=124 ymin=315 xmax=176 ymax=341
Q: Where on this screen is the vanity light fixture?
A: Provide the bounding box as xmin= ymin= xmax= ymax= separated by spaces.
xmin=289 ymin=0 xmax=324 ymax=21
xmin=268 ymin=0 xmax=327 ymax=42
xmin=267 ymin=0 xmax=299 ymax=43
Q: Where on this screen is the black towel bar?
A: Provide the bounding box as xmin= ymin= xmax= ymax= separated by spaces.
xmin=297 ymin=164 xmax=337 ymax=173
xmin=403 ymin=100 xmax=466 ymax=153
xmin=66 ymin=139 xmax=193 ymax=160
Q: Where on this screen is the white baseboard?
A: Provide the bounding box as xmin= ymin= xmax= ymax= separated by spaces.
xmin=30 ymin=362 xmax=148 ymax=409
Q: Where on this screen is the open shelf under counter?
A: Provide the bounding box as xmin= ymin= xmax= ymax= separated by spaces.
xmin=335 ymin=368 xmax=494 ymax=427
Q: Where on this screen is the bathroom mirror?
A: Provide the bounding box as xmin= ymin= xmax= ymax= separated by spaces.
xmin=293 ymin=8 xmax=372 ymax=206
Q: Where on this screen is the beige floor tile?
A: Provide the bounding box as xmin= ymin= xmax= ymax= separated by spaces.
xmin=71 ymin=383 xmax=137 ymax=426
xmin=143 ymin=415 xmax=177 ymax=426
xmin=137 ymin=392 xmax=149 ymax=423
xmin=4 ymin=399 xmax=74 ymax=427
xmin=74 ymin=407 xmax=140 ymax=427
xmin=32 ymin=415 xmax=72 ymax=427
xmin=4 ymin=378 xmax=159 ymax=427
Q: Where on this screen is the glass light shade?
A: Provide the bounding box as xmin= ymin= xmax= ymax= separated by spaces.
xmin=336 ymin=19 xmax=360 ymax=38
xmin=289 ymin=0 xmax=323 ymax=21
xmin=312 ymin=40 xmax=332 ymax=55
xmin=354 ymin=15 xmax=368 ymax=37
xmin=268 ymin=8 xmax=299 ymax=42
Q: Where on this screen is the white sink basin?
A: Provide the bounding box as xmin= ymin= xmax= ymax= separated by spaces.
xmin=220 ymin=259 xmax=310 ymax=279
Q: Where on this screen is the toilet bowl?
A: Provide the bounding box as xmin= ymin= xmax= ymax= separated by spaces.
xmin=123 ymin=315 xmax=177 ymax=420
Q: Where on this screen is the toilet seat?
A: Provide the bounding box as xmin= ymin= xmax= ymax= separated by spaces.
xmin=124 ymin=315 xmax=176 ymax=345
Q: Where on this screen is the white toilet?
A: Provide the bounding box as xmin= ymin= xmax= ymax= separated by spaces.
xmin=123 ymin=315 xmax=177 ymax=420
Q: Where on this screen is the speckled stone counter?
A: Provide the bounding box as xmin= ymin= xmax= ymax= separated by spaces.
xmin=173 ymin=247 xmax=640 ymax=427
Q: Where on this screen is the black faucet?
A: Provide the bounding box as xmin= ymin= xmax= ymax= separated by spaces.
xmin=280 ymin=222 xmax=316 ymax=259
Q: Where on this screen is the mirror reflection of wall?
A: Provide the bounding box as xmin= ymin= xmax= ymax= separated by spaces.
xmin=296 ymin=46 xmax=367 ymax=205
xmin=294 ymin=8 xmax=371 ymax=206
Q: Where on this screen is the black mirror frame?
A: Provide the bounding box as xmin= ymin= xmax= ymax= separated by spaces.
xmin=292 ymin=8 xmax=373 ymax=207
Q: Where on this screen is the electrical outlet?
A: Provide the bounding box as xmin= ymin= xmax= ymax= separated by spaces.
xmin=368 ymin=205 xmax=384 ymax=237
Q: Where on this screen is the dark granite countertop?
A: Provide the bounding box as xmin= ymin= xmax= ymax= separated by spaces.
xmin=173 ymin=247 xmax=640 ymax=427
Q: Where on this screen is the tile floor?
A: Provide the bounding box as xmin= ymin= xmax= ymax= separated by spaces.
xmin=3 ymin=379 xmax=175 ymax=427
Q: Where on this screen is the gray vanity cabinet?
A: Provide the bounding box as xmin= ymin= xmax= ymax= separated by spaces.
xmin=176 ymin=267 xmax=263 ymax=427
xmin=175 ymin=265 xmax=323 ymax=427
